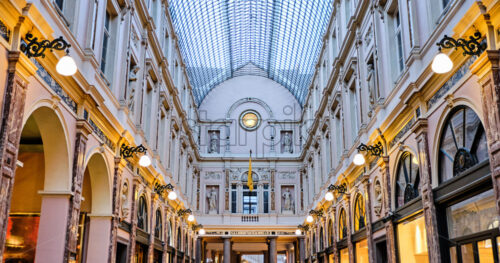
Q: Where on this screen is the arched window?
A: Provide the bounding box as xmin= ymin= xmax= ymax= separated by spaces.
xmin=137 ymin=196 xmax=148 ymax=231
xmin=339 ymin=208 xmax=347 ymax=240
xmin=312 ymin=233 xmax=317 ymax=253
xmin=353 ymin=194 xmax=366 ymax=231
xmin=439 ymin=106 xmax=488 ymax=183
xmin=395 ymin=152 xmax=420 ymax=208
xmin=177 ymin=227 xmax=182 ymax=249
xmin=154 ymin=209 xmax=162 ymax=239
xmin=328 ymin=219 xmax=334 ymax=246
xmin=319 ymin=227 xmax=324 ymax=250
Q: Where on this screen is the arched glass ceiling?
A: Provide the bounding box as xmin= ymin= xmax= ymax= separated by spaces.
xmin=169 ymin=0 xmax=333 ymax=106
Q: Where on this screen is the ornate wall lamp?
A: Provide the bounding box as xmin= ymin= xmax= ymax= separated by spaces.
xmin=192 ymin=224 xmax=205 ymax=235
xmin=431 ymin=32 xmax=487 ymax=74
xmin=353 ymin=142 xmax=383 ymax=166
xmin=296 ymin=224 xmax=309 ymax=235
xmin=120 ymin=143 xmax=151 ymax=167
xmin=152 ymin=180 xmax=177 ymax=200
xmin=20 ymin=33 xmax=77 ymax=76
xmin=306 ymin=209 xmax=323 ymax=223
xmin=178 ymin=208 xmax=195 ymax=222
xmin=324 ymin=184 xmax=347 ymax=201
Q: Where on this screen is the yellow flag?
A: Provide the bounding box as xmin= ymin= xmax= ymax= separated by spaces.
xmin=247 ymin=150 xmax=253 ymax=191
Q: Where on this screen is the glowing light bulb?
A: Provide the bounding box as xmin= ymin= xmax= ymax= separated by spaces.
xmin=56 ymin=55 xmax=77 ymax=76
xmin=306 ymin=215 xmax=314 ymax=223
xmin=187 ymin=214 xmax=195 ymax=222
xmin=353 ymin=153 xmax=366 ymax=166
xmin=199 ymin=229 xmax=206 ymax=235
xmin=139 ymin=155 xmax=151 ymax=167
xmin=168 ymin=191 xmax=177 ymax=200
xmin=325 ymin=192 xmax=334 ymax=201
xmin=295 ymin=229 xmax=302 ymax=235
xmin=431 ymin=53 xmax=453 ymax=74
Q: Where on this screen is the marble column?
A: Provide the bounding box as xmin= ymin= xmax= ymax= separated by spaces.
xmin=108 ymin=157 xmax=124 ymax=263
xmin=0 ymin=50 xmax=30 ymax=262
xmin=196 ymin=238 xmax=202 ymax=263
xmin=362 ymin=176 xmax=375 ymax=263
xmin=298 ymin=236 xmax=306 ymax=263
xmin=268 ymin=237 xmax=277 ymax=263
xmin=222 ymin=237 xmax=231 ymax=263
xmin=344 ymin=193 xmax=354 ymax=263
xmin=381 ymin=157 xmax=397 ymax=263
xmin=127 ymin=178 xmax=141 ymax=262
xmin=64 ymin=121 xmax=93 ymax=262
xmin=412 ymin=119 xmax=440 ymax=262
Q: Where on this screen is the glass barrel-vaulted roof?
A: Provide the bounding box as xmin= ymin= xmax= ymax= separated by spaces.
xmin=169 ymin=0 xmax=333 ymax=106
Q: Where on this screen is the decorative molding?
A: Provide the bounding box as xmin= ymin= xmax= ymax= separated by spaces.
xmin=226 ymin=97 xmax=274 ymax=119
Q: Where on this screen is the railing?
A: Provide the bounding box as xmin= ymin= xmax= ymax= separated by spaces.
xmin=241 ymin=215 xmax=259 ymax=222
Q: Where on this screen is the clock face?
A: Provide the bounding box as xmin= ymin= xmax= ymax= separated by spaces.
xmin=240 ymin=110 xmax=261 ymax=130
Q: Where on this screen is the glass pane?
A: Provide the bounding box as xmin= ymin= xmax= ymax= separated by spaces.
xmin=461 ymin=243 xmax=474 ymax=263
xmin=356 ymin=239 xmax=369 ymax=263
xmin=497 ymin=237 xmax=500 ymax=261
xmin=340 ymin=248 xmax=349 ymax=263
xmin=446 ymin=190 xmax=498 ymax=239
xmin=397 ymin=214 xmax=428 ymax=263
xmin=451 ymin=109 xmax=464 ymax=149
xmin=478 ymin=239 xmax=494 ymax=263
xmin=440 ymin=125 xmax=456 ymax=182
xmin=465 ymin=108 xmax=480 ymax=150
xmin=4 ymin=215 xmax=40 ymax=262
xmin=449 ymin=246 xmax=458 ymax=263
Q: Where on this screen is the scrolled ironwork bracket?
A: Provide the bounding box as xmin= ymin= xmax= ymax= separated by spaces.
xmin=20 ymin=33 xmax=71 ymax=58
xmin=436 ymin=32 xmax=486 ymax=56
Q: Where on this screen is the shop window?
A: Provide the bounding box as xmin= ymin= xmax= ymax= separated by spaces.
xmin=356 ymin=239 xmax=369 ymax=263
xmin=438 ymin=106 xmax=488 ymax=183
xmin=339 ymin=208 xmax=347 ymax=240
xmin=137 ymin=196 xmax=148 ymax=231
xmin=354 ymin=193 xmax=366 ymax=231
xmin=340 ymin=248 xmax=349 ymax=263
xmin=154 ymin=209 xmax=162 ymax=239
xmin=319 ymin=227 xmax=324 ymax=251
xmin=396 ymin=214 xmax=428 ymax=263
xmin=328 ymin=219 xmax=334 ymax=246
xmin=395 ymin=152 xmax=420 ymax=208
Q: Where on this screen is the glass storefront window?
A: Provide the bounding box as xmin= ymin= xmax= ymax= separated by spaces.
xmin=461 ymin=243 xmax=474 ymax=262
xmin=4 ymin=215 xmax=40 ymax=263
xmin=478 ymin=239 xmax=494 ymax=263
xmin=356 ymin=239 xmax=369 ymax=263
xmin=450 ymin=246 xmax=458 ymax=263
xmin=340 ymin=248 xmax=349 ymax=263
xmin=328 ymin=253 xmax=335 ymax=263
xmin=446 ymin=190 xmax=498 ymax=239
xmin=397 ymin=214 xmax=428 ymax=263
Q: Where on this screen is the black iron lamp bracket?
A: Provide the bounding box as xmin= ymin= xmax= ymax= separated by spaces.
xmin=327 ymin=184 xmax=347 ymax=194
xmin=297 ymin=224 xmax=309 ymax=231
xmin=178 ymin=209 xmax=193 ymax=217
xmin=308 ymin=209 xmax=324 ymax=217
xmin=192 ymin=224 xmax=203 ymax=231
xmin=357 ymin=142 xmax=383 ymax=157
xmin=120 ymin=143 xmax=147 ymax=158
xmin=20 ymin=33 xmax=71 ymax=58
xmin=436 ymin=32 xmax=486 ymax=56
xmin=153 ymin=181 xmax=174 ymax=196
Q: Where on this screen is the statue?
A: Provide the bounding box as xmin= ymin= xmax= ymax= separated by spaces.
xmin=282 ymin=188 xmax=294 ymax=212
xmin=373 ymin=181 xmax=383 ymax=216
xmin=207 ymin=187 xmax=218 ymax=213
xmin=120 ymin=183 xmax=130 ymax=219
xmin=282 ymin=132 xmax=293 ymax=153
xmin=209 ymin=132 xmax=219 ymax=153
xmin=366 ymin=63 xmax=376 ymax=117
xmin=127 ymin=65 xmax=140 ymax=113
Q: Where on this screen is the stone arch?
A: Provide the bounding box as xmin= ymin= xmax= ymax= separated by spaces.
xmin=226 ymin=97 xmax=274 ymax=119
xmin=84 ymin=152 xmax=112 ymax=214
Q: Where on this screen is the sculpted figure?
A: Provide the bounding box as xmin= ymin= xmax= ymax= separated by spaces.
xmin=282 ymin=188 xmax=294 ymax=211
xmin=207 ymin=187 xmax=218 ymax=212
xmin=209 ymin=132 xmax=219 ymax=153
xmin=120 ymin=183 xmax=130 ymax=219
xmin=283 ymin=132 xmax=293 ymax=153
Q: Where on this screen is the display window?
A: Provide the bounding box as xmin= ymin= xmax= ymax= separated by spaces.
xmin=355 ymin=239 xmax=369 ymax=263
xmin=397 ymin=214 xmax=429 ymax=263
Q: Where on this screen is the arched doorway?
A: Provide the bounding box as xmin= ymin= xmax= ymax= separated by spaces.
xmin=4 ymin=106 xmax=70 ymax=262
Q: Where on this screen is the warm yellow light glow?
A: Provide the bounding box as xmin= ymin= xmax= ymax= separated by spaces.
xmin=306 ymin=215 xmax=314 ymax=223
xmin=187 ymin=214 xmax=195 ymax=222
xmin=325 ymin=192 xmax=334 ymax=201
xmin=295 ymin=229 xmax=302 ymax=235
xmin=168 ymin=191 xmax=177 ymax=200
xmin=139 ymin=155 xmax=151 ymax=167
xmin=353 ymin=153 xmax=365 ymax=166
xmin=242 ymin=113 xmax=258 ymax=128
xmin=397 ymin=215 xmax=428 ymax=263
xmin=56 ymin=55 xmax=77 ymax=76
xmin=199 ymin=229 xmax=206 ymax=235
xmin=431 ymin=53 xmax=453 ymax=74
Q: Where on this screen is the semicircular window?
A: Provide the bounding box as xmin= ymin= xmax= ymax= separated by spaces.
xmin=137 ymin=196 xmax=148 ymax=231
xmin=439 ymin=106 xmax=488 ymax=183
xmin=338 ymin=208 xmax=347 ymax=240
xmin=353 ymin=194 xmax=366 ymax=231
xmin=154 ymin=209 xmax=162 ymax=239
xmin=395 ymin=152 xmax=420 ymax=208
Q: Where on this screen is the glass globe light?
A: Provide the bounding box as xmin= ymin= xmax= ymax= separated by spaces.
xmin=295 ymin=229 xmax=302 ymax=235
xmin=168 ymin=191 xmax=177 ymax=200
xmin=353 ymin=153 xmax=366 ymax=166
xmin=199 ymin=229 xmax=206 ymax=235
xmin=431 ymin=53 xmax=453 ymax=74
xmin=56 ymin=55 xmax=77 ymax=76
xmin=306 ymin=215 xmax=314 ymax=223
xmin=187 ymin=214 xmax=195 ymax=222
xmin=139 ymin=155 xmax=151 ymax=167
xmin=325 ymin=192 xmax=334 ymax=201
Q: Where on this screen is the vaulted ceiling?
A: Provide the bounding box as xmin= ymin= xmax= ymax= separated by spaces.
xmin=169 ymin=0 xmax=333 ymax=106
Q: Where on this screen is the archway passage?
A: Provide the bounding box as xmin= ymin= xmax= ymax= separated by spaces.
xmin=4 ymin=106 xmax=70 ymax=262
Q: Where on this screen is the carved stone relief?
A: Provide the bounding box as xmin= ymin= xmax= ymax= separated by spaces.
xmin=120 ymin=182 xmax=130 ymax=220
xmin=373 ymin=179 xmax=383 ymax=216
xmin=278 ymin=172 xmax=296 ymax=180
xmin=204 ymin=172 xmax=221 ymax=180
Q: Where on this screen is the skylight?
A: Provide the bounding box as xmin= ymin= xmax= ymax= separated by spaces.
xmin=169 ymin=0 xmax=333 ymax=106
